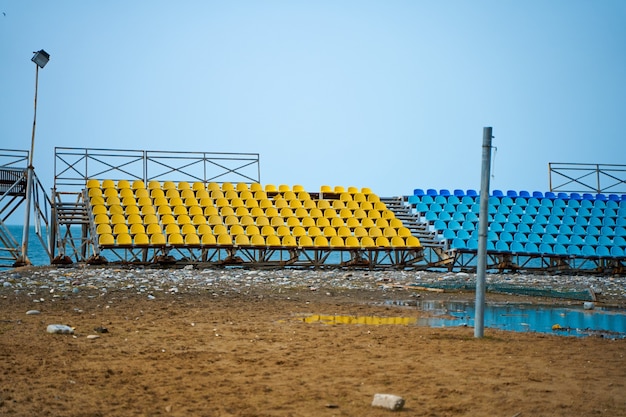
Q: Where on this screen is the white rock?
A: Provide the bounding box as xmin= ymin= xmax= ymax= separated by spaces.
xmin=26 ymin=310 xmax=41 ymax=315
xmin=371 ymin=393 xmax=405 ymax=411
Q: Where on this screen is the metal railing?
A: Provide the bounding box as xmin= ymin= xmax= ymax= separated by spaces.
xmin=549 ymin=162 xmax=626 ymax=194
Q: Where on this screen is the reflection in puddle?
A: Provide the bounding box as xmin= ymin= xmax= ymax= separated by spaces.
xmin=300 ymin=301 xmax=626 ymax=339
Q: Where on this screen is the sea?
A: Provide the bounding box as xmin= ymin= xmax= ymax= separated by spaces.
xmin=3 ymin=225 xmax=52 ymax=267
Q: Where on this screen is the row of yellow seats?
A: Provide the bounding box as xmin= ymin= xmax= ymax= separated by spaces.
xmin=99 ymin=232 xmax=419 ymax=248
xmin=88 ymin=179 xmax=375 ymax=196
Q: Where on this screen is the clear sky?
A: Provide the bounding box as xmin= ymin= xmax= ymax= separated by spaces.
xmin=2 ymin=1 xmax=625 ymax=198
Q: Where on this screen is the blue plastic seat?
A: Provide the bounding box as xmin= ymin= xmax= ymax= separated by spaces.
xmin=542 ymin=233 xmax=556 ymax=244
xmin=447 ymin=195 xmax=460 ymax=205
xmin=567 ymin=245 xmax=582 ymax=256
xmin=584 ymin=235 xmax=598 ymax=246
xmin=451 ymin=238 xmax=467 ymax=249
xmin=425 ymin=211 xmax=438 ymax=222
xmin=456 ymin=204 xmax=469 ymax=214
xmin=438 ymin=212 xmax=452 ymax=222
xmin=492 ymin=189 xmax=504 ymax=197
xmin=510 ymin=241 xmax=525 ymax=253
xmin=580 ymin=200 xmax=593 ymax=209
xmin=610 ymin=246 xmax=624 ymax=257
xmin=599 ymin=226 xmax=614 ymax=237
xmin=596 ymin=245 xmax=610 ymax=257
xmin=452 ymin=212 xmax=466 ymax=222
xmin=524 ymin=206 xmax=538 ymax=216
xmin=434 ymin=195 xmax=447 ymax=204
xmin=570 ymin=192 xmax=582 ymax=200
xmin=548 ymin=214 xmax=561 ymax=225
xmin=596 ymin=193 xmax=608 ymax=201
xmin=537 ymin=206 xmax=551 ymax=216
xmin=506 ymin=190 xmax=518 ymax=198
xmin=503 ymin=222 xmax=517 ymax=233
xmin=514 ymin=232 xmax=528 ymax=242
xmin=606 ymin=200 xmax=619 ymax=209
xmin=532 ymin=191 xmax=544 ymax=198
xmin=495 ymin=241 xmax=509 ymax=252
xmin=575 ymin=215 xmax=589 ymax=226
xmin=508 ymin=214 xmax=521 ymax=225
xmin=443 ymin=203 xmax=457 ymax=213
xmin=416 ymin=202 xmax=429 ymax=214
xmin=426 ymin=189 xmax=438 ymax=196
xmin=582 ymin=193 xmax=594 ymax=200
xmin=598 ymin=235 xmax=612 ymax=246
xmin=407 ymin=195 xmax=420 ymax=206
xmin=614 ymin=236 xmax=626 ymax=246
xmin=488 ymin=196 xmax=500 ymax=206
xmin=618 ymin=217 xmax=626 ymax=227
xmin=615 ymin=226 xmax=626 ymax=236
xmin=521 ymin=214 xmax=535 ymax=225
xmin=551 ymin=206 xmax=564 ymax=216
xmin=500 ymin=231 xmax=514 ymax=242
xmin=557 ymin=192 xmax=569 ymax=200
xmin=465 ymin=212 xmax=478 ymax=223
xmin=527 ymin=197 xmax=540 ymax=207
xmin=501 ymin=196 xmax=514 ymax=207
xmin=494 ymin=213 xmax=507 ymax=223
xmin=510 ymin=205 xmax=524 ymax=215
xmin=514 ymin=197 xmax=528 ymax=208
xmin=525 ymin=242 xmax=539 ymax=253
xmin=553 ymin=244 xmax=568 ymax=255
xmin=442 ymin=229 xmax=456 ymax=239
xmin=604 ymin=208 xmax=617 ymax=218
xmin=497 ymin=205 xmax=510 ymax=215
xmin=457 ymin=229 xmax=470 ymax=240
xmin=587 ymin=225 xmax=600 ymax=236
xmin=581 ymin=245 xmax=596 ymax=257
xmin=448 ymin=220 xmax=461 ymax=231
xmin=561 ymin=215 xmax=575 ymax=226
xmin=462 ymin=220 xmax=476 ymax=231
xmin=572 ymin=225 xmax=586 ymax=235
xmin=461 ymin=196 xmax=475 ymax=205
xmin=558 ymin=224 xmax=572 ymax=235
xmin=603 ymin=217 xmax=616 ymax=227
xmin=517 ymin=222 xmax=530 ymax=234
xmin=539 ymin=243 xmax=553 ymax=254
xmin=466 ymin=189 xmax=478 ymax=197
xmin=566 ymin=199 xmax=580 ymax=209
xmin=556 ymin=234 xmax=570 ymax=244
xmin=570 ymin=234 xmax=585 ymax=245
xmin=467 ymin=238 xmax=478 ymax=250
xmin=439 ymin=189 xmax=451 ymax=197
xmin=414 ymin=188 xmax=425 ymax=196
xmin=540 ymin=198 xmax=553 ymax=208
xmin=453 ymin=189 xmax=465 ymax=197
xmin=535 ymin=215 xmax=549 ymax=225
xmin=608 ymin=194 xmax=620 ymax=201
xmin=433 ymin=219 xmax=447 ymax=230
xmin=528 ymin=233 xmax=542 ymax=243
xmin=589 ymin=217 xmax=602 ymax=227
xmin=518 ymin=190 xmax=531 ymax=198
xmin=420 ymin=195 xmax=434 ymax=204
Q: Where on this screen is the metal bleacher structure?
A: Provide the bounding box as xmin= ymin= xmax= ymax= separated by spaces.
xmin=1 ymin=147 xmax=625 ymax=274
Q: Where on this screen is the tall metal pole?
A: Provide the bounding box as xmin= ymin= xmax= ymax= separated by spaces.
xmin=17 ymin=64 xmax=40 ymax=266
xmin=474 ymin=127 xmax=493 ymax=338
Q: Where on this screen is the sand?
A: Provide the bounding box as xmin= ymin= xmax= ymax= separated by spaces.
xmin=1 ymin=270 xmax=625 ymax=417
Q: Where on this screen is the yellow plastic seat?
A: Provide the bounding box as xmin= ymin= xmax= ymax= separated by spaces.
xmin=303 ymin=199 xmax=316 ymax=209
xmin=116 ymin=233 xmax=132 ymax=245
xmin=264 ymin=206 xmax=278 ymax=217
xmin=337 ymin=226 xmax=351 ymax=237
xmin=265 ymin=184 xmax=277 ymax=193
xmin=286 ymin=216 xmax=300 ymax=227
xmin=354 ymin=226 xmax=368 ymax=238
xmin=254 ymin=190 xmax=268 ymax=200
xmin=219 ymin=206 xmax=234 ymax=216
xmin=246 ymin=225 xmax=260 ymax=236
xmin=324 ymin=208 xmax=338 ymax=218
xmin=376 ymin=218 xmax=389 ymax=228
xmin=346 ymin=217 xmax=360 ymax=228
xmin=150 ymin=233 xmax=166 ymax=245
xmin=294 ymin=208 xmax=308 ymax=218
xmin=123 ymin=199 xmax=139 ymax=211
xmin=373 ymin=201 xmax=387 ymax=211
xmin=309 ymin=208 xmax=323 ymax=218
xmin=261 ymin=225 xmax=276 ymax=236
xmin=376 ymin=236 xmax=390 ymax=247
xmin=132 ymin=180 xmax=145 ymax=190
xmin=146 ymin=223 xmax=162 ymax=235
xmin=161 ymin=214 xmax=176 ymax=225
xmin=229 ymin=224 xmax=245 ymax=236
xmin=224 ymin=215 xmax=239 ymax=226
xmin=320 ymin=185 xmax=332 ymax=194
xmin=301 ymin=217 xmax=315 ymax=228
xmin=270 ymin=216 xmax=285 ymax=227
xmin=404 ymin=236 xmax=420 ymax=247
xmin=316 ymin=217 xmax=330 ymax=227
xmin=207 ymin=182 xmax=220 ymax=191
xmin=185 ymin=233 xmax=200 ymax=245
xmin=346 ymin=201 xmax=360 ymax=210
xmin=339 ymin=192 xmax=352 ymax=202
xmin=141 ymin=205 xmax=156 ymax=216
xmin=339 ymin=208 xmax=352 ymax=219
xmin=249 ymin=183 xmax=263 ymax=192
xmin=345 ymin=236 xmax=360 ymax=247
xmin=236 ymin=206 xmax=250 ymax=216
xmin=106 ymin=196 xmax=121 ymax=206
xmin=157 ymin=205 xmax=172 ymax=216
xmin=189 ymin=206 xmax=204 ymax=217
xmin=150 ymin=188 xmax=165 ymax=199
xmin=109 ymin=205 xmax=124 ymax=216
xmin=353 ymin=193 xmax=366 ymax=203
xmin=86 ymin=179 xmax=100 ymax=189
xmin=130 ymin=223 xmax=146 ymax=235
xmin=244 ymin=198 xmax=258 ymax=208
xmin=390 ymin=236 xmax=405 ymax=247
xmin=367 ymin=210 xmax=381 ymax=219
xmin=276 ymin=225 xmax=290 ymax=236
xmin=97 ymin=224 xmax=112 ymax=235
xmin=266 ymin=235 xmax=281 ymax=246
xmin=144 ymin=214 xmax=159 ymax=225
xmin=168 ymin=233 xmax=184 ymax=245
xmin=255 ymin=216 xmax=269 ymax=226
xmin=88 ymin=188 xmax=103 ymax=198
xmin=99 ymin=233 xmax=114 ymax=246
xmin=314 ymin=235 xmax=329 ymax=247
xmin=119 ymin=188 xmax=134 ymax=199
xmin=212 ymin=224 xmax=227 ymax=235
xmin=330 ymin=236 xmax=344 ymax=247
xmin=332 ymin=200 xmax=346 ymax=209
xmin=298 ymin=235 xmax=313 ymax=247
xmin=215 ymin=197 xmax=229 ymax=207
xmin=292 ymin=226 xmax=306 ymax=237
xmin=397 ymin=227 xmax=412 ymax=238
xmin=368 ymin=194 xmax=381 ymax=203
xmin=250 ymin=234 xmax=265 ymax=246
xmin=389 ymin=218 xmax=404 ymax=228
xmin=317 ymin=200 xmax=331 ymax=209
xmin=138 ymin=196 xmax=153 ymax=207
xmin=94 ymin=214 xmax=109 ymax=225
xmin=127 ymin=214 xmax=143 ymax=225
xmin=288 ymin=199 xmax=302 ymax=209
xmin=323 ymin=226 xmax=337 ymax=237
xmin=204 ymin=206 xmax=219 ymax=216
xmin=382 ymin=210 xmax=395 ymax=220
xmin=234 ymin=234 xmax=250 ymax=246
xmin=331 ymin=217 xmax=345 ymax=228
xmin=282 ymin=235 xmax=297 ymax=247
xmin=239 ymin=215 xmax=255 ymax=226
xmin=165 ymin=223 xmax=180 ymax=235
xmin=221 ymin=182 xmax=234 ymax=192
xmin=277 ymin=184 xmax=290 ymax=193
xmin=163 ymin=181 xmax=176 ymax=190
xmin=360 ymin=201 xmax=373 ymax=211
xmin=197 ymin=224 xmax=211 ymax=236
xmin=177 ymin=181 xmax=190 ymax=191
xmin=134 ymin=233 xmax=150 ymax=246
xmin=111 ymin=213 xmax=125 ymax=224
xmin=369 ymin=227 xmax=383 ymax=237
xmin=353 ymin=209 xmax=366 ymax=220
xmin=184 ymin=196 xmax=198 ymax=206
xmin=192 ymin=182 xmax=206 ymax=191
xmin=274 ymin=199 xmax=288 ymax=209
xmin=196 ymin=190 xmax=210 ymax=200
xmin=177 ymin=214 xmax=191 ymax=225
xmin=148 ymin=180 xmax=161 ymax=190
xmin=360 ymin=236 xmax=376 ymax=248
xmin=307 ymin=226 xmax=322 ymax=237
xmin=201 ymin=233 xmax=217 ymax=246
xmin=90 ymin=196 xmax=105 ymax=207
xmin=101 ymin=179 xmax=115 ymax=189
xmin=361 ymin=218 xmax=375 ymax=228
xmin=92 ymin=204 xmax=107 ymax=215
xmin=181 ymin=224 xmax=196 ymax=235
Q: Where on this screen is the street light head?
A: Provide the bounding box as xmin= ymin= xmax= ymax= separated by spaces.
xmin=31 ymin=49 xmax=50 ymax=68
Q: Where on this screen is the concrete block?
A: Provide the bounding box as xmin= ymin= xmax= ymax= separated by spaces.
xmin=371 ymin=393 xmax=405 ymax=411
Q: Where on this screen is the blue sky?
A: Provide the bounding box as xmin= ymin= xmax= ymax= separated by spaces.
xmin=1 ymin=1 xmax=625 ymax=198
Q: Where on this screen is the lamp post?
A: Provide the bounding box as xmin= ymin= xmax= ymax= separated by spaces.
xmin=15 ymin=49 xmax=50 ymax=267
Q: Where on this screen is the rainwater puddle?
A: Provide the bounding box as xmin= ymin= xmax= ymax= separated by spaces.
xmin=300 ymin=301 xmax=626 ymax=339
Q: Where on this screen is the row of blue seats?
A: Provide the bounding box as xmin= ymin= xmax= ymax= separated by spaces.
xmin=451 ymin=238 xmax=625 ymax=258
xmin=427 ymin=212 xmax=626 ymax=229
xmin=442 ymin=228 xmax=626 ymax=246
xmin=434 ymin=219 xmax=626 ymax=237
xmin=414 ymin=188 xmax=626 ymax=201
xmin=418 ymin=203 xmax=626 ymax=219
xmin=410 ymin=194 xmax=626 ymax=209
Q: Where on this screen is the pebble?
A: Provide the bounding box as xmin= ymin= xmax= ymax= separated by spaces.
xmin=372 ymin=393 xmax=405 ymax=411
xmin=86 ymin=335 xmax=100 ymax=340
xmin=26 ymin=310 xmax=40 ymax=315
xmin=0 ymin=267 xmax=624 ymax=305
